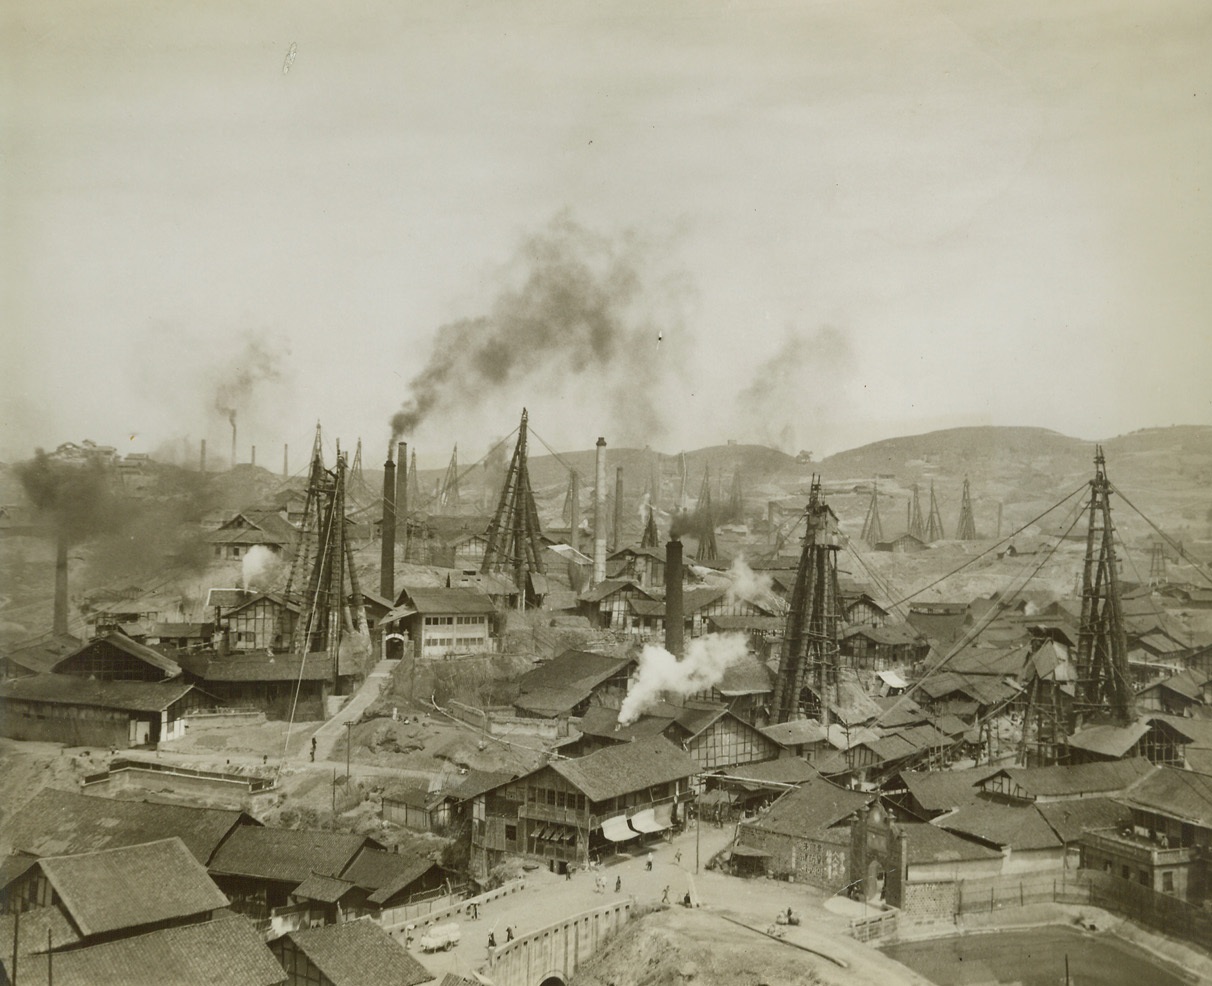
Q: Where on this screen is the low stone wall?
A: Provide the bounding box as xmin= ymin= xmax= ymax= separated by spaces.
xmin=447 ymin=700 xmax=568 ymax=740
xmin=485 ymin=899 xmax=633 ymax=986
xmin=182 ymin=709 xmax=265 ymax=728
xmin=380 ymin=878 xmax=528 ymax=935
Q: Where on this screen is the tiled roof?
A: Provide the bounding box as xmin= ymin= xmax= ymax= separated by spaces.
xmin=205 ymin=588 xmax=253 ymax=610
xmin=204 ymin=652 xmax=333 ymax=682
xmin=740 ymin=776 xmax=872 ymax=840
xmin=983 ymin=757 xmax=1156 ymax=800
xmin=0 ymin=788 xmax=254 ymax=863
xmin=759 ymin=719 xmax=828 ymax=747
xmin=56 ymin=630 xmax=183 ymax=677
xmin=37 ymin=837 xmax=228 ymax=936
xmin=680 ymin=586 xmax=730 ymax=613
xmin=400 ymin=587 xmax=496 ymax=615
xmin=0 ymin=674 xmax=194 ymax=712
xmin=1065 ymin=719 xmax=1151 ymax=758
xmin=578 ymin=579 xmax=646 ymax=604
xmin=0 ymin=906 xmax=80 ymax=955
xmin=577 ymin=704 xmax=676 ymax=740
xmin=514 ymin=651 xmax=634 ymax=716
xmin=672 ymin=703 xmax=729 ymax=739
xmin=151 ymin=622 xmax=213 ymax=638
xmin=0 ymin=915 xmax=286 ymax=986
xmin=550 ymin=736 xmax=698 ymax=802
xmin=1120 ymin=766 xmax=1212 ymax=828
xmin=209 ymin=827 xmax=374 ymax=885
xmin=1 ymin=633 xmax=82 ymax=674
xmin=897 ymin=765 xmax=1000 ymax=813
xmin=224 ymin=591 xmax=302 ymax=617
xmin=280 ymin=918 xmax=434 ymax=986
xmin=716 ymin=758 xmax=817 ymax=788
xmin=342 ymin=848 xmax=442 ymax=905
xmin=934 ymin=803 xmax=1061 ymax=851
xmin=897 ymin=822 xmax=1002 ymax=864
xmin=841 ymin=621 xmax=923 ymax=646
xmin=714 ymin=655 xmax=775 ymax=696
xmin=293 ymin=872 xmax=356 ymax=903
xmin=1037 ymin=798 xmax=1131 ymax=844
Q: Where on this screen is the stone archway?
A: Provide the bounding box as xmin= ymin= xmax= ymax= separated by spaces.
xmin=537 ymin=974 xmax=567 ymax=986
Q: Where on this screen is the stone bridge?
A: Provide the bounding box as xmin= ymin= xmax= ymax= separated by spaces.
xmin=482 ymin=899 xmax=633 ymax=986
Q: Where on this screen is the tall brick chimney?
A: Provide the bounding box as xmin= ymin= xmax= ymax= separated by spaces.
xmin=380 ymin=449 xmax=396 ymax=600
xmin=53 ymin=535 xmax=69 ymax=635
xmin=664 ymin=538 xmax=683 ymax=658
xmin=593 ymin=437 xmax=607 ymax=585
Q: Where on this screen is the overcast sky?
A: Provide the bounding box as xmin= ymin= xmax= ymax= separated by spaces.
xmin=4 ymin=1 xmax=1209 ymax=468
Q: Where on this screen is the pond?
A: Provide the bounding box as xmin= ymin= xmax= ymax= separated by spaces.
xmin=883 ymin=926 xmax=1197 ymax=986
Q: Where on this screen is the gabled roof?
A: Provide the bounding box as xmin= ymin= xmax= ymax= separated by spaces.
xmin=578 ymin=579 xmax=649 ymax=604
xmin=208 ymin=509 xmax=297 ymax=545
xmin=759 ymin=718 xmax=828 ymax=748
xmin=1037 ymin=798 xmax=1131 ymax=844
xmin=0 ymin=788 xmax=256 ymax=863
xmin=841 ymin=621 xmax=923 ymax=646
xmin=549 ymin=736 xmax=697 ymax=802
xmin=292 ymin=872 xmax=357 ymax=903
xmin=151 ymin=622 xmax=213 ymax=638
xmin=203 ymin=652 xmax=335 ymax=682
xmin=208 ymin=827 xmax=375 ymax=885
xmin=56 ymin=630 xmax=182 ymax=678
xmin=1066 ymin=719 xmax=1151 ymax=758
xmin=342 ymin=848 xmax=443 ymax=905
xmin=224 ymin=591 xmax=301 ymax=617
xmin=715 ymin=757 xmax=817 ymax=788
xmin=897 ymin=765 xmax=1001 ymax=813
xmin=0 ymin=915 xmax=285 ymax=986
xmin=278 ymin=918 xmax=434 ymax=986
xmin=672 ymin=703 xmax=731 ymax=739
xmin=35 ymin=838 xmax=228 ymax=937
xmin=0 ymin=906 xmax=81 ymax=956
xmin=897 ymin=822 xmax=1003 ymax=864
xmin=933 ymin=803 xmax=1061 ymax=851
xmin=513 ymin=650 xmax=635 ymax=716
xmin=1 ymin=633 xmax=83 ymax=674
xmin=1120 ymin=767 xmax=1212 ymax=828
xmin=740 ymin=776 xmax=873 ymax=840
xmin=0 ymin=674 xmax=194 ymax=712
xmin=680 ymin=586 xmax=730 ymax=613
xmin=982 ymin=757 xmax=1156 ymax=800
xmin=1138 ymin=668 xmax=1209 ymax=702
xmin=577 ymin=703 xmax=677 ymax=741
xmin=714 ymin=655 xmax=775 ymax=696
xmin=398 ymin=587 xmax=496 ymax=615
xmin=205 ymin=588 xmax=253 ymax=610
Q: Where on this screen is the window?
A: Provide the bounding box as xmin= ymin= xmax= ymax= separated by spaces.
xmin=1139 ymin=870 xmax=1149 ymax=886
xmin=505 ymin=825 xmax=517 ymax=843
xmin=1121 ymin=866 xmax=1130 ymax=881
xmin=1162 ymin=871 xmax=1175 ymax=893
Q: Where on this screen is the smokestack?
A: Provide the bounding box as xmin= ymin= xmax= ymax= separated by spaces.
xmin=664 ymin=538 xmax=683 ymax=658
xmin=54 ymin=535 xmax=69 ymax=636
xmin=395 ymin=442 xmax=408 ymax=548
xmin=200 ymin=439 xmax=207 ymax=473
xmin=283 ymin=444 xmax=289 ymax=477
xmin=593 ymin=437 xmax=607 ymax=585
xmin=251 ymin=445 xmax=256 ymax=468
xmin=612 ymin=466 xmax=624 ymax=552
xmin=380 ymin=449 xmax=396 ymax=600
xmin=230 ymin=418 xmax=237 ymax=470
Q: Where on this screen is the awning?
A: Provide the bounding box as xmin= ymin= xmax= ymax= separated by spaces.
xmin=877 ymin=669 xmax=908 ymax=689
xmin=628 ymin=806 xmax=671 ymax=834
xmin=729 ymin=845 xmax=771 ymax=858
xmin=601 ymin=815 xmax=635 ymax=842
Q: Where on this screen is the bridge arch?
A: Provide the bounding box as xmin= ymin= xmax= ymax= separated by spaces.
xmin=537 ymin=974 xmax=567 ymax=986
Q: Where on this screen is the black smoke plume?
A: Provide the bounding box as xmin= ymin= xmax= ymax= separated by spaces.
xmin=214 ymin=335 xmax=283 ymax=428
xmin=15 ymin=451 xmax=121 ymax=545
xmin=736 ymin=326 xmax=853 ymax=452
xmin=390 ymin=213 xmax=682 ymax=443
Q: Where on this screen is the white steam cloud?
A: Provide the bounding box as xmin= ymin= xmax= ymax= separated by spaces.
xmin=725 ymin=555 xmax=788 ymax=615
xmin=618 ymin=633 xmax=748 ymax=725
xmin=241 ymin=545 xmax=284 ymax=590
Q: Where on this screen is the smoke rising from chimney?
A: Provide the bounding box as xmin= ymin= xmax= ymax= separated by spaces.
xmin=389 ymin=213 xmax=687 ymax=443
xmin=213 ymin=335 xmax=283 ymax=453
xmin=725 ymin=555 xmax=788 ymax=615
xmin=241 ymin=545 xmax=285 ymax=591
xmin=618 ymin=634 xmax=748 ymax=725
xmin=736 ymin=326 xmax=853 ymax=452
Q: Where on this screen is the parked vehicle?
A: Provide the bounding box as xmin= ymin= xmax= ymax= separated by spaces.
xmin=419 ymin=923 xmax=461 ymax=952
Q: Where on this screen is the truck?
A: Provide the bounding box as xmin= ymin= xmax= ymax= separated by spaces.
xmin=418 ymin=923 xmax=461 ymax=953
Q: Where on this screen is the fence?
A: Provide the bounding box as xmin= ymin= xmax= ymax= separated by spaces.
xmin=848 ymin=908 xmax=899 ymax=943
xmin=82 ymin=758 xmax=278 ymax=793
xmin=955 ymin=868 xmax=1212 ymax=949
xmin=379 ymin=878 xmax=528 ymax=935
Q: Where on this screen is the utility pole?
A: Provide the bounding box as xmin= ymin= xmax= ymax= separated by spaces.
xmin=344 ymin=720 xmax=354 ymax=782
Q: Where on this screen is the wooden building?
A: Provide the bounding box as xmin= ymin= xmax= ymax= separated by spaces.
xmin=386 ymin=587 xmax=497 ymax=661
xmin=512 ymin=650 xmax=635 ymax=719
xmin=578 ymin=579 xmax=654 ymax=631
xmin=202 ymin=653 xmax=337 ymax=720
xmin=607 ymin=546 xmax=666 ymax=589
xmin=468 ymin=737 xmax=697 ymax=878
xmin=0 ymin=675 xmax=203 ymax=746
xmin=52 ymin=630 xmax=182 ymax=681
xmin=207 ymin=510 xmax=298 ymax=561
xmin=839 ymin=622 xmax=928 ymax=672
xmin=270 ymin=918 xmax=433 ymax=986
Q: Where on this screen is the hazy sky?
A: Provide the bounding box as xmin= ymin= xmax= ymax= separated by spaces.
xmin=4 ymin=1 xmax=1210 ymax=468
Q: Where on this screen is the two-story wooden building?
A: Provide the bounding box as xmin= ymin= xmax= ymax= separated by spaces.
xmin=468 ymin=737 xmax=697 ymax=878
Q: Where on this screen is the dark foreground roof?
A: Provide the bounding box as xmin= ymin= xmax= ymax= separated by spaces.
xmin=550 ymin=736 xmax=697 ymax=802
xmin=0 ymin=915 xmax=285 ymax=986
xmin=278 ymin=918 xmax=433 ymax=986
xmin=36 ymin=837 xmax=228 ymax=937
xmin=0 ymin=788 xmax=256 ymax=863
xmin=740 ymin=776 xmax=873 ymax=841
xmin=209 ymin=827 xmax=374 ymax=885
xmin=0 ymin=674 xmax=193 ymax=712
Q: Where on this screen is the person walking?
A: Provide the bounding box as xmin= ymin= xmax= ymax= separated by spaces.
xmin=309 ymin=736 xmax=317 ymax=762
xmin=674 ymin=849 xmax=682 ymax=865
xmin=645 ymin=851 xmax=653 ymax=871
xmin=661 ymin=885 xmax=670 ymax=904
xmin=505 ymin=926 xmax=514 ymax=942
xmin=615 ymin=875 xmax=622 ymax=893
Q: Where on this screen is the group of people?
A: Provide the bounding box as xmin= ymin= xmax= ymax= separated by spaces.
xmin=487 ymin=926 xmax=515 ymax=948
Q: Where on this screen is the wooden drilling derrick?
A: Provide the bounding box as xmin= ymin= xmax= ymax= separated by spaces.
xmin=955 ymin=477 xmax=978 ymax=540
xmin=437 ymin=445 xmax=461 ymax=513
xmin=562 ymin=469 xmax=581 ymax=550
xmin=694 ymin=467 xmax=718 ymax=562
xmin=482 ymin=409 xmax=546 ymax=597
xmin=1149 ymin=542 xmax=1167 ymax=587
xmin=1019 ymin=448 xmax=1134 ymax=765
xmin=908 ymin=484 xmax=925 ymax=540
xmin=1073 ymin=447 xmax=1135 ymax=727
xmin=771 ymin=477 xmax=843 ymax=724
xmin=860 ymin=481 xmax=883 ymax=546
xmin=350 ymin=439 xmax=364 ymax=483
xmin=726 ymin=471 xmax=744 ymax=525
xmin=925 ymin=481 xmax=945 ymax=542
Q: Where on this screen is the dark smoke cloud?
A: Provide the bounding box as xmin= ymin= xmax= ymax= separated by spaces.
xmin=390 ymin=213 xmax=683 ymax=443
xmin=735 ymin=326 xmax=854 ymax=452
xmin=15 ymin=451 xmax=122 ymax=545
xmin=214 ymin=334 xmax=284 ymax=426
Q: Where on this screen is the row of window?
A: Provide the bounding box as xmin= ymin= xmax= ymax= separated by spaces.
xmin=424 ymin=615 xmax=487 ymax=626
xmin=526 ymin=787 xmax=588 ymax=811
